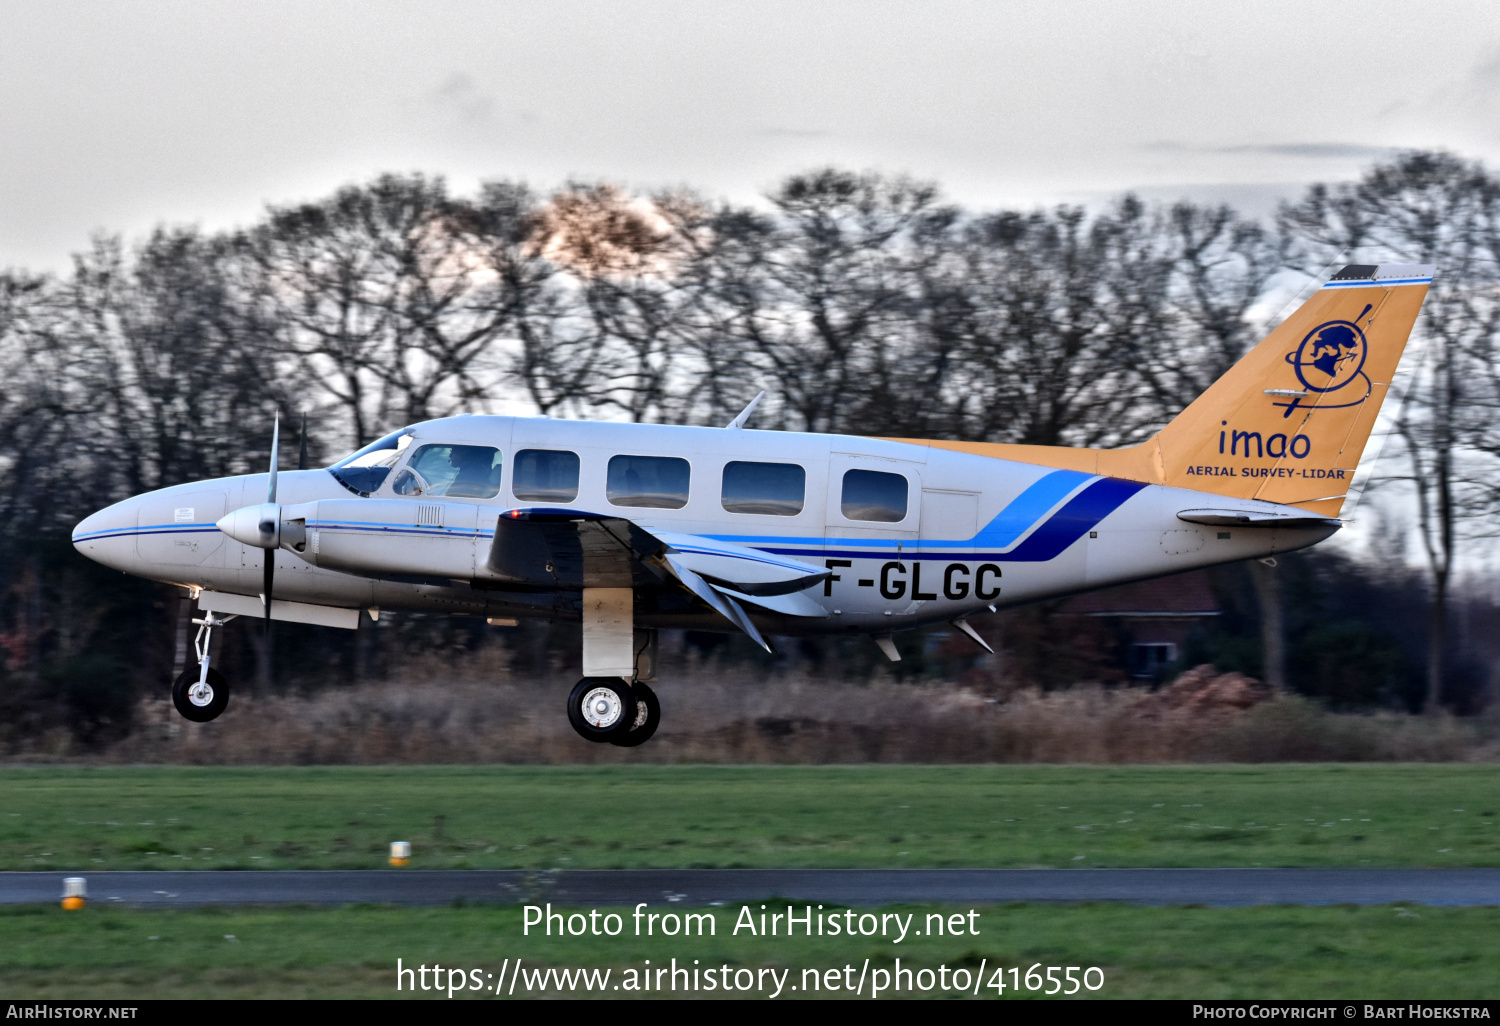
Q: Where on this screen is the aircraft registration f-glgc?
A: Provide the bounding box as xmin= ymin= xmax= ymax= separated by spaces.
xmin=73 ymin=264 xmax=1434 ymax=746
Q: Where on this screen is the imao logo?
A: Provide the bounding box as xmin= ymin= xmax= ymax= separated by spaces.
xmin=1290 ymin=318 xmax=1368 ymax=393
xmin=1273 ymin=308 xmax=1374 ymax=417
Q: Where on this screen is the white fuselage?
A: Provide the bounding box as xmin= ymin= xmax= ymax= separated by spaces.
xmin=72 ymin=415 xmax=1334 ymax=635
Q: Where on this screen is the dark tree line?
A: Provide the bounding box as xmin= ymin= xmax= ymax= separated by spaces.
xmin=1 ymin=152 xmax=1498 ymax=746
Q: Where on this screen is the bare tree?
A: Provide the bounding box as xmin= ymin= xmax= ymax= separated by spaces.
xmin=652 ymin=195 xmax=773 ymax=426
xmin=1124 ymin=200 xmax=1284 ymax=419
xmin=462 ymin=181 xmax=594 ymax=419
xmin=526 ymin=183 xmax=689 ymax=423
xmin=698 ymin=170 xmax=943 ymax=434
xmin=244 ymin=174 xmax=521 ymax=450
xmin=919 ymin=202 xmax=1160 ymax=447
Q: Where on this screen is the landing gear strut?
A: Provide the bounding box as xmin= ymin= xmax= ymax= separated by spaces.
xmin=172 ymin=612 xmax=234 ymax=723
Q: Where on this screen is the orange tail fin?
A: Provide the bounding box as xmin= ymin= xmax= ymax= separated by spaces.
xmin=890 ymin=264 xmax=1435 ymax=517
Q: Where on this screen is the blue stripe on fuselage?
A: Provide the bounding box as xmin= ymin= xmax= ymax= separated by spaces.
xmin=992 ymin=476 xmax=1146 ymax=561
xmin=959 ymin=468 xmax=1093 ymax=549
xmin=757 ymin=476 xmax=1147 ymax=562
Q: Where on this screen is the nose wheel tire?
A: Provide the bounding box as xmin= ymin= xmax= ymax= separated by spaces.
xmin=567 ymin=677 xmax=638 ymax=743
xmin=609 ymin=682 xmax=661 ymax=748
xmin=172 ymin=667 xmax=230 ymax=723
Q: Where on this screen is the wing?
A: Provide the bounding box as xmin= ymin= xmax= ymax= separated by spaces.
xmin=487 ymin=508 xmax=830 ymax=651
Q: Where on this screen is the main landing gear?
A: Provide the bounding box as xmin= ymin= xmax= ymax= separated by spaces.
xmin=567 ymin=677 xmax=660 ymax=748
xmin=172 ymin=612 xmax=234 ymax=723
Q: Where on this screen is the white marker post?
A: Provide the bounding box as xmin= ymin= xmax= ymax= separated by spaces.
xmin=389 ymin=841 xmax=411 ymax=867
xmin=62 ymin=877 xmax=86 ymax=910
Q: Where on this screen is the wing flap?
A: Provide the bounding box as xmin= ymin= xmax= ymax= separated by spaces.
xmin=712 ymin=585 xmax=829 ymax=618
xmin=663 ymin=553 xmax=773 ymax=652
xmin=650 ymin=530 xmax=831 ymax=594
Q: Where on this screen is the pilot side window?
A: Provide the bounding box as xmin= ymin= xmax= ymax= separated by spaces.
xmin=721 ymin=461 xmax=805 ymax=516
xmin=328 ymin=428 xmax=414 ymax=496
xmin=392 ymin=444 xmax=503 ymax=499
xmin=512 ymin=449 xmax=581 ymax=503
xmin=607 ymin=454 xmax=690 ymax=509
xmin=841 ymin=469 xmax=908 ymax=523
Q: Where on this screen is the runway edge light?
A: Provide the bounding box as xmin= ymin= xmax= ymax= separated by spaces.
xmin=390 ymin=841 xmax=411 ymax=867
xmin=61 ymin=877 xmax=86 ymax=910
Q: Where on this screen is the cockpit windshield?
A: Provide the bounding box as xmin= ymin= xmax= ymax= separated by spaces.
xmin=328 ymin=428 xmax=415 ymax=496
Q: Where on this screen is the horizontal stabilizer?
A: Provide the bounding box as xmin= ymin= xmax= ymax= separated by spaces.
xmin=1177 ymin=508 xmax=1342 ymax=529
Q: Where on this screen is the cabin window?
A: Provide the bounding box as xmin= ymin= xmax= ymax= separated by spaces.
xmin=394 ymin=444 xmax=503 ymax=499
xmin=328 ymin=428 xmax=414 ymax=496
xmin=721 ymin=461 xmax=805 ymax=516
xmin=607 ymin=454 xmax=690 ymax=509
xmin=513 ymin=449 xmax=581 ymax=503
xmin=841 ymin=468 xmax=908 ymax=522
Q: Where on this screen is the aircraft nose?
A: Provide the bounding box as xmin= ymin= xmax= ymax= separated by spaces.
xmin=72 ymin=497 xmax=141 ymax=571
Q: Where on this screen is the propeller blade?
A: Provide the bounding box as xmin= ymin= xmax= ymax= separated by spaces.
xmin=262 ymin=547 xmax=274 ymax=635
xmin=297 ymin=412 xmax=308 ymax=471
xmin=264 ymin=412 xmax=281 ymax=643
xmin=267 ymin=413 xmax=280 ymax=504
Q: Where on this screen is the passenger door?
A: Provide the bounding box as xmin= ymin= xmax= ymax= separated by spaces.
xmin=825 ymin=453 xmax=923 ymax=543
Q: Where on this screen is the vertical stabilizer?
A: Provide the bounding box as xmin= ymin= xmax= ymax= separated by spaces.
xmin=888 ymin=264 xmax=1435 ymax=518
xmin=1148 ymin=264 xmax=1433 ymax=516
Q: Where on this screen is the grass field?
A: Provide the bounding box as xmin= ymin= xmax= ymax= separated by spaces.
xmin=7 ymin=764 xmax=1500 ymax=1000
xmin=3 ymin=764 xmax=1499 ymax=871
xmin=2 ymin=902 xmax=1496 ymax=999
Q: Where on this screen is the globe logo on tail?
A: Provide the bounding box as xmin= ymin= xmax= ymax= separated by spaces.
xmin=1289 ymin=320 xmax=1368 ymax=393
xmin=1274 ymin=316 xmax=1373 ymax=417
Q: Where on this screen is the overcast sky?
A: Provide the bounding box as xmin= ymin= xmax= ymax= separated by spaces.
xmin=4 ymin=0 xmax=1500 ymax=271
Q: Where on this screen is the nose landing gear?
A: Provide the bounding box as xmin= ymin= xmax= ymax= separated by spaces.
xmin=172 ymin=612 xmax=234 ymax=723
xmin=566 ymin=678 xmax=661 ymax=747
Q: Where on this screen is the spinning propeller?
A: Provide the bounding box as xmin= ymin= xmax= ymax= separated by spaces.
xmin=262 ymin=415 xmax=279 ymax=632
xmin=215 ymin=414 xmax=290 ymax=634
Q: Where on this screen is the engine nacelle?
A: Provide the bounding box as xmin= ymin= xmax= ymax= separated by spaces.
xmin=278 ymin=498 xmax=485 ymax=581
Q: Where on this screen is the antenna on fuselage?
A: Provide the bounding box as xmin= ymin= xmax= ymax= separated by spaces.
xmin=297 ymin=411 xmax=308 ymax=471
xmin=725 ymin=391 xmax=765 ymax=429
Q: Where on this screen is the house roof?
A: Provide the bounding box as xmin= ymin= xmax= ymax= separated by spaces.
xmin=1060 ymin=570 xmax=1221 ymax=617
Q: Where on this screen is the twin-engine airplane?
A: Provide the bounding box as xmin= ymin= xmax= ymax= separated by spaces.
xmin=73 ymin=264 xmax=1434 ymax=746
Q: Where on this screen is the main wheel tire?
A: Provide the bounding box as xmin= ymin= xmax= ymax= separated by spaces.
xmin=172 ymin=667 xmax=230 ymax=723
xmin=609 ymin=682 xmax=661 ymax=748
xmin=567 ymin=677 xmax=638 ymax=743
